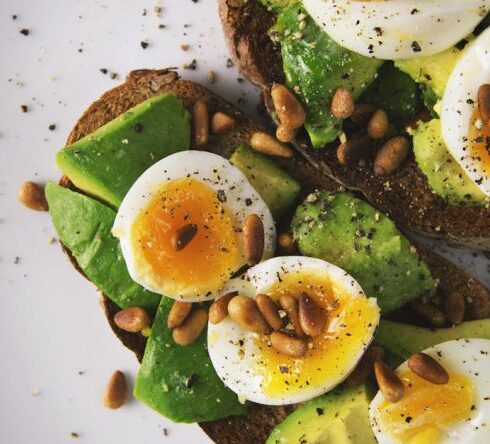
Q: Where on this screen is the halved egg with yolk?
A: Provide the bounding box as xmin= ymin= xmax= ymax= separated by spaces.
xmin=112 ymin=151 xmax=276 ymax=301
xmin=370 ymin=339 xmax=490 ymax=444
xmin=207 ymin=256 xmax=380 ymax=405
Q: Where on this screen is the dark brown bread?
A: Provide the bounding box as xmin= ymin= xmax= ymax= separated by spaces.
xmin=218 ymin=0 xmax=490 ymax=251
xmin=59 ymin=69 xmax=490 ymax=444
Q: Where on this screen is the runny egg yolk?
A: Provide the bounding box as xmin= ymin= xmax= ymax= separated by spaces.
xmin=254 ymin=270 xmax=379 ymax=397
xmin=377 ymin=369 xmax=475 ymax=444
xmin=130 ymin=178 xmax=241 ymax=298
xmin=468 ymin=107 xmax=490 ymax=172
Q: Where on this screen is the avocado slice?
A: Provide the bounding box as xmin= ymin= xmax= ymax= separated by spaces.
xmin=230 ymin=145 xmax=301 ymax=220
xmin=376 ymin=318 xmax=490 ymax=364
xmin=266 ymin=385 xmax=377 ymax=444
xmin=134 ymin=297 xmax=247 ymax=423
xmin=291 ymin=191 xmax=436 ymax=314
xmin=411 ymin=119 xmax=487 ymax=206
xmin=56 ymin=93 xmax=190 ymax=208
xmin=275 ymin=4 xmax=383 ymax=148
xmin=45 ymin=183 xmax=161 ymax=313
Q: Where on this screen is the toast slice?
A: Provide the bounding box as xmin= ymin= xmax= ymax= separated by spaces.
xmin=58 ymin=69 xmax=490 ymax=444
xmin=218 ymin=0 xmax=490 ymax=251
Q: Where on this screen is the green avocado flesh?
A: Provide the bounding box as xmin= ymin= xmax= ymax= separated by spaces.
xmin=230 ymin=145 xmax=301 ymax=220
xmin=267 ymin=385 xmax=377 ymax=444
xmin=275 ymin=4 xmax=382 ymax=148
xmin=291 ymin=191 xmax=436 ymax=314
xmin=45 ymin=183 xmax=161 ymax=313
xmin=376 ymin=319 xmax=490 ymax=365
xmin=412 ymin=119 xmax=487 ymax=206
xmin=258 ymin=0 xmax=296 ymax=12
xmin=134 ymin=298 xmax=247 ymax=423
xmin=56 ymin=93 xmax=190 ymax=208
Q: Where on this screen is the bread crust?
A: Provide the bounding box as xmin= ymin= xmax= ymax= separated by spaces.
xmin=218 ymin=0 xmax=490 ymax=251
xmin=58 ymin=69 xmax=490 ymax=443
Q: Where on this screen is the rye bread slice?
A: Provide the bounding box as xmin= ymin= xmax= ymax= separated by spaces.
xmin=218 ymin=0 xmax=490 ymax=251
xmin=58 ymin=69 xmax=490 ymax=444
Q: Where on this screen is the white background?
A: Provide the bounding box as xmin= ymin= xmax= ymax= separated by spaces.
xmin=0 ymin=1 xmax=489 ymax=443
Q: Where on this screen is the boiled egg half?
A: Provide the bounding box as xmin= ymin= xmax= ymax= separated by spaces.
xmin=208 ymin=256 xmax=380 ymax=405
xmin=441 ymin=28 xmax=490 ymax=197
xmin=370 ymin=339 xmax=490 ymax=444
xmin=112 ymin=151 xmax=275 ymax=301
xmin=302 ymin=0 xmax=490 ymax=60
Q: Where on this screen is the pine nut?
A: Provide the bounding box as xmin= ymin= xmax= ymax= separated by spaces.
xmin=171 ymin=223 xmax=198 ymax=251
xmin=374 ymin=136 xmax=410 ymax=176
xmin=209 ymin=291 xmax=238 ymax=324
xmin=279 ymin=294 xmax=304 ymax=336
xmin=346 ymin=345 xmax=385 ymax=387
xmin=243 ymin=214 xmax=264 ymax=266
xmin=172 ymin=308 xmax=208 ymax=346
xmin=374 ymin=361 xmax=405 ymax=403
xmin=256 ymin=294 xmax=285 ymax=330
xmin=443 ymin=291 xmax=465 ymax=326
xmin=18 ymin=181 xmax=48 ymax=211
xmin=271 ymin=83 xmax=305 ymax=129
xmin=408 ymin=352 xmax=449 ymax=384
xmin=367 ymin=109 xmax=389 ymax=140
xmin=410 ymin=301 xmax=447 ymax=328
xmin=277 ymin=232 xmax=296 ymax=254
xmin=350 ymin=103 xmax=376 ymax=126
xmin=211 ymin=112 xmax=235 ymax=134
xmin=167 ymin=301 xmax=193 ymax=329
xmin=331 ymin=87 xmax=355 ymax=119
xmin=228 ymin=295 xmax=271 ymax=334
xmin=337 ymin=136 xmax=371 ymax=166
xmin=276 ymin=124 xmax=297 ymax=143
xmin=251 ymin=132 xmax=294 ymax=158
xmin=193 ymin=99 xmax=209 ymax=146
xmin=478 ymin=84 xmax=490 ymax=124
xmin=114 ymin=307 xmax=149 ymax=333
xmin=103 ymin=370 xmax=127 ymax=409
xmin=270 ymin=330 xmax=307 ymax=358
xmin=298 ymin=292 xmax=326 ymax=337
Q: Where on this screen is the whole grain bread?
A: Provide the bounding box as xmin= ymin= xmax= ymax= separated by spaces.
xmin=59 ymin=69 xmax=490 ymax=444
xmin=218 ymin=0 xmax=490 ymax=251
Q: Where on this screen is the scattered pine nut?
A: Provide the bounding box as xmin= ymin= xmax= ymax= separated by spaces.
xmin=276 ymin=124 xmax=297 ymax=143
xmin=250 ymin=132 xmax=294 ymax=158
xmin=211 ymin=112 xmax=235 ymax=134
xmin=167 ymin=301 xmax=193 ymax=329
xmin=408 ymin=352 xmax=449 ymax=385
xmin=256 ymin=294 xmax=285 ymax=331
xmin=367 ymin=109 xmax=389 ymax=140
xmin=374 ymin=361 xmax=405 ymax=403
xmin=443 ymin=291 xmax=465 ymax=326
xmin=114 ymin=307 xmax=149 ymax=333
xmin=228 ymin=295 xmax=271 ymax=334
xmin=209 ymin=291 xmax=238 ymax=324
xmin=192 ymin=100 xmax=209 ymax=147
xmin=346 ymin=345 xmax=385 ymax=387
xmin=277 ymin=232 xmax=296 ymax=254
xmin=298 ymin=292 xmax=326 ymax=337
xmin=336 ymin=136 xmax=371 ymax=166
xmin=374 ymin=136 xmax=410 ymax=176
xmin=331 ymin=87 xmax=355 ymax=119
xmin=18 ymin=181 xmax=48 ymax=211
xmin=410 ymin=301 xmax=447 ymax=328
xmin=270 ymin=83 xmax=305 ymax=129
xmin=243 ymin=214 xmax=264 ymax=266
xmin=172 ymin=308 xmax=208 ymax=346
xmin=171 ymin=223 xmax=198 ymax=251
xmin=478 ymin=84 xmax=490 ymax=124
xmin=279 ymin=294 xmax=304 ymax=337
xmin=103 ymin=370 xmax=127 ymax=409
xmin=270 ymin=331 xmax=307 ymax=358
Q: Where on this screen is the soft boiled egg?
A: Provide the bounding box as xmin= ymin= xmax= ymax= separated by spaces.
xmin=302 ymin=0 xmax=490 ymax=60
xmin=207 ymin=256 xmax=380 ymax=405
xmin=441 ymin=28 xmax=490 ymax=197
xmin=370 ymin=339 xmax=490 ymax=444
xmin=112 ymin=151 xmax=275 ymax=301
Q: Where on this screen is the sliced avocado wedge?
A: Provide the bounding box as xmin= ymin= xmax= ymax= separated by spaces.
xmin=230 ymin=145 xmax=301 ymax=220
xmin=45 ymin=183 xmax=161 ymax=313
xmin=56 ymin=93 xmax=190 ymax=208
xmin=266 ymin=385 xmax=376 ymax=444
xmin=291 ymin=191 xmax=436 ymax=314
xmin=134 ymin=297 xmax=247 ymax=423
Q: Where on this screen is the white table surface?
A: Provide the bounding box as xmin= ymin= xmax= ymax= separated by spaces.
xmin=1 ymin=1 xmax=489 ymax=443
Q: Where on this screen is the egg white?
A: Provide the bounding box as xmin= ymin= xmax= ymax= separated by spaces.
xmin=303 ymin=0 xmax=490 ymax=60
xmin=112 ymin=150 xmax=276 ymax=301
xmin=207 ymin=256 xmax=380 ymax=405
xmin=441 ymin=28 xmax=490 ymax=197
xmin=370 ymin=339 xmax=490 ymax=444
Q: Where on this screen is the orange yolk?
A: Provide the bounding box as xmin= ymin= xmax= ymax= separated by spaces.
xmin=377 ymin=369 xmax=475 ymax=443
xmin=130 ymin=178 xmax=241 ymax=298
xmin=468 ymin=107 xmax=490 ymax=171
xmin=254 ymin=270 xmax=379 ymax=396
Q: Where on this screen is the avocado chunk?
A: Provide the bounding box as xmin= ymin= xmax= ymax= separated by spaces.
xmin=230 ymin=145 xmax=301 ymax=220
xmin=375 ymin=319 xmax=490 ymax=364
xmin=412 ymin=119 xmax=487 ymax=206
xmin=258 ymin=0 xmax=296 ymax=13
xmin=275 ymin=5 xmax=383 ymax=148
xmin=291 ymin=191 xmax=436 ymax=314
xmin=56 ymin=93 xmax=190 ymax=208
xmin=45 ymin=183 xmax=161 ymax=313
xmin=134 ymin=297 xmax=247 ymax=423
xmin=266 ymin=385 xmax=376 ymax=444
